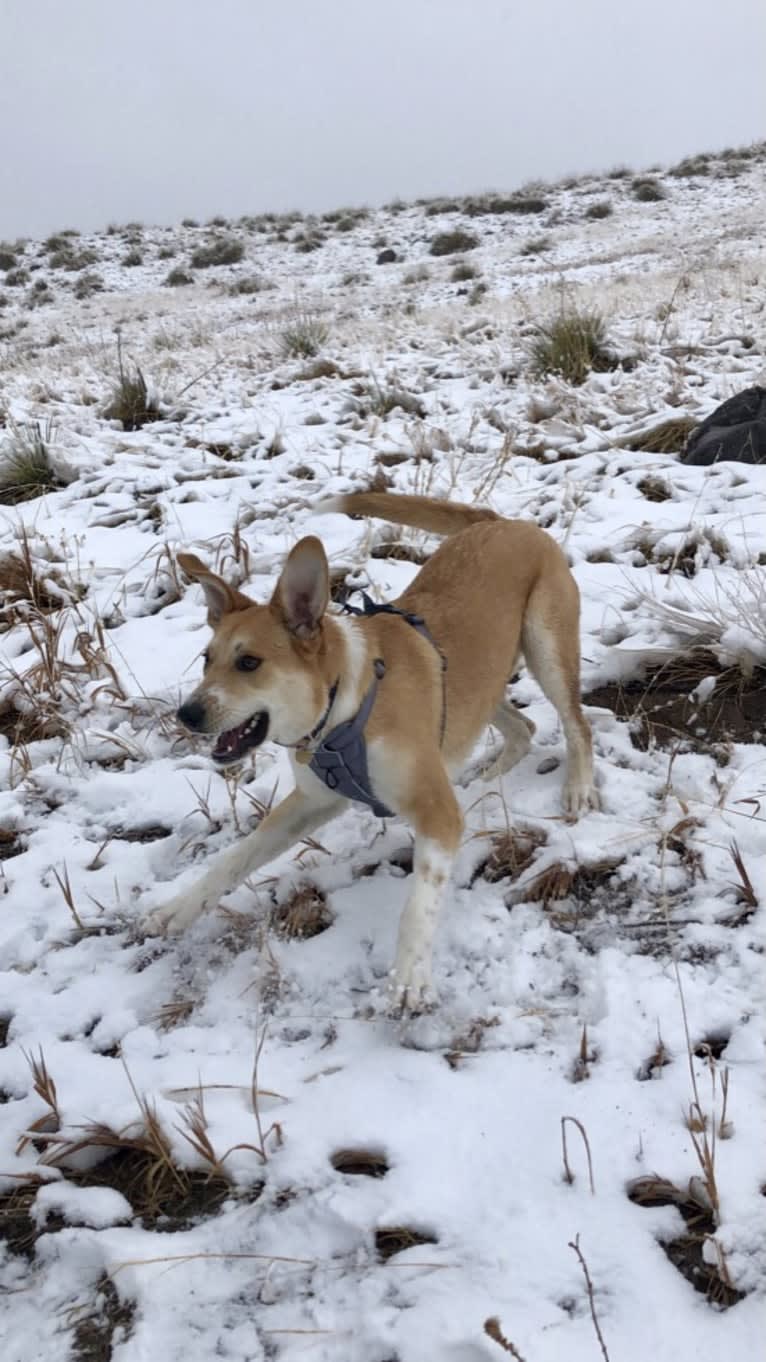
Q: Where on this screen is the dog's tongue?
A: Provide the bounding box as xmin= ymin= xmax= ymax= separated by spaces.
xmin=213 ymin=721 xmax=249 ymax=762
xmin=212 ymin=711 xmax=269 ymax=763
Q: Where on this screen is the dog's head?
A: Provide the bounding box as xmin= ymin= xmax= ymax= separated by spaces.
xmin=176 ymin=537 xmax=332 ymax=763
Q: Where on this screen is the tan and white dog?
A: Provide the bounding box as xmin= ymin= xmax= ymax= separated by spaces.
xmin=147 ymin=492 xmax=599 ymax=1010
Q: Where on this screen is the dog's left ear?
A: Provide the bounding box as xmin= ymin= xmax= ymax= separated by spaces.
xmin=272 ymin=536 xmax=329 ymax=638
xmin=177 ymin=552 xmax=252 ymax=625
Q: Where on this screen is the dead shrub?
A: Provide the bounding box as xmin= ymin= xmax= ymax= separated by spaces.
xmin=429 ymin=229 xmax=478 ymax=256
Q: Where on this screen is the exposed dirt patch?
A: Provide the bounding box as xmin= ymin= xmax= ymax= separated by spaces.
xmin=112 ymin=824 xmax=172 ymax=844
xmin=331 ymin=1148 xmax=389 ymax=1178
xmin=445 ymin=1015 xmax=500 ymax=1069
xmin=271 ymin=885 xmax=334 ymax=940
xmin=374 ymin=450 xmax=410 ymax=467
xmin=636 ymin=1036 xmax=672 ymax=1080
xmin=186 ymin=437 xmax=240 ymax=462
xmin=637 ymin=474 xmax=673 ymax=503
xmin=72 ymin=1274 xmax=136 ymax=1362
xmin=0 ymin=827 xmax=24 ymax=860
xmin=628 ymin=1176 xmax=745 ymax=1308
xmin=0 ymin=1179 xmax=53 ymax=1256
xmin=375 ymin=1226 xmax=438 ymax=1261
xmin=693 ymin=1032 xmax=730 ymax=1060
xmin=357 ymin=846 xmax=414 ymax=878
xmin=585 ymin=653 xmax=766 ymax=753
xmin=0 ymin=700 xmax=67 ymax=746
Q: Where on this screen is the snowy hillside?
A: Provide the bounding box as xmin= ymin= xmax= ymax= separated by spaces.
xmin=1 ymin=144 xmax=765 ymax=1362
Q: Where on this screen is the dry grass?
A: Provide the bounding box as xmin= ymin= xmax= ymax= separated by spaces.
xmin=16 ymin=1048 xmax=61 ymax=1154
xmin=0 ymin=530 xmax=83 ymax=626
xmin=476 ymin=825 xmax=547 ymax=884
xmin=271 ymin=885 xmax=334 ymax=940
xmin=0 ymin=420 xmax=63 ymax=505
xmin=560 ymin=1116 xmax=595 ymax=1193
xmin=620 ymin=416 xmax=696 ymax=453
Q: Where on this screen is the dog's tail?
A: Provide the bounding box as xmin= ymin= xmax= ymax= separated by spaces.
xmin=317 ymin=490 xmax=499 ymax=538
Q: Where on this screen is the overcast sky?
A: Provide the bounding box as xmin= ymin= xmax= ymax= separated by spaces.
xmin=1 ymin=0 xmax=763 ymax=239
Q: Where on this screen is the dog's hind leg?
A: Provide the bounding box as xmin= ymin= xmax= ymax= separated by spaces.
xmin=521 ymin=580 xmax=599 ymax=816
xmin=481 ymin=699 xmax=536 ymax=781
xmin=145 ymin=788 xmax=347 ymax=935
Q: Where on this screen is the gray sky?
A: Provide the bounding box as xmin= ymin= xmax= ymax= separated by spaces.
xmin=1 ymin=0 xmax=764 ymax=239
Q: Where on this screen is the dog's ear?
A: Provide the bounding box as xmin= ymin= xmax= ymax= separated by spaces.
xmin=177 ymin=552 xmax=251 ymax=626
xmin=271 ymin=536 xmax=329 ymax=638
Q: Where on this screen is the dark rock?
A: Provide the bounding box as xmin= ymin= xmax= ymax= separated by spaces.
xmin=682 ymin=385 xmax=766 ymax=465
xmin=376 ymin=248 xmax=397 ymax=265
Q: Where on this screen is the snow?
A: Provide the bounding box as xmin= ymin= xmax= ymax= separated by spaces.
xmin=1 ymin=150 xmax=766 ymax=1361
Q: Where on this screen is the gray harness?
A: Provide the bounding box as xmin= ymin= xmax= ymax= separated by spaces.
xmin=307 ymin=594 xmax=446 ymax=818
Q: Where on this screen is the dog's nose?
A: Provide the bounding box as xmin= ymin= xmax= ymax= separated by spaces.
xmin=177 ymin=700 xmax=206 ymax=732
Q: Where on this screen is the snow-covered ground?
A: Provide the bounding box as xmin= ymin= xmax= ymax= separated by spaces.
xmin=1 ymin=147 xmax=765 ymax=1361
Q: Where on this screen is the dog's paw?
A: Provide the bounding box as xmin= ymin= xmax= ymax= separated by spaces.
xmin=143 ymin=893 xmax=205 ymax=938
xmin=387 ymin=962 xmax=437 ymax=1018
xmin=562 ymin=779 xmax=601 ymax=819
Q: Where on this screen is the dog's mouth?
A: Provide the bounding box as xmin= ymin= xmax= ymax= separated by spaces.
xmin=212 ymin=711 xmax=269 ymax=764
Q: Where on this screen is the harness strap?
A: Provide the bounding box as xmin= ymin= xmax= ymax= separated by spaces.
xmin=308 ymin=658 xmax=393 ymax=817
xmin=342 ymin=591 xmax=448 ymax=746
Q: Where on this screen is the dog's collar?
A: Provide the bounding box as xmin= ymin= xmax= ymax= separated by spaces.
xmin=294 ymin=679 xmax=340 ymax=752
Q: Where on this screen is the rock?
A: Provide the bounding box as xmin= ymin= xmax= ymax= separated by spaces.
xmin=376 ymin=248 xmax=397 ymax=265
xmin=682 ymin=385 xmax=766 ymax=465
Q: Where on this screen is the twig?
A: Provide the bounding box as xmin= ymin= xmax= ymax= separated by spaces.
xmin=568 ymin=1235 xmax=611 ymax=1362
xmin=484 ymin=1317 xmax=528 ymax=1359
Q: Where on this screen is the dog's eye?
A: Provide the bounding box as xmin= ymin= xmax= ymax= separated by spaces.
xmin=235 ymin=654 xmax=262 ymax=673
xmin=202 ymin=650 xmax=211 ymax=669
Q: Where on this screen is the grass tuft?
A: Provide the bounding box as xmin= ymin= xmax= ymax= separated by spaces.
xmin=165 ymin=266 xmax=192 ymax=287
xmin=0 ymin=421 xmax=63 ymax=505
xmin=530 ymin=307 xmax=615 ymax=385
xmin=278 ymin=311 xmax=329 ymax=359
xmin=104 ymin=341 xmax=161 ymax=430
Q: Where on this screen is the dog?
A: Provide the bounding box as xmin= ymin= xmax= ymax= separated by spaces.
xmin=146 ymin=492 xmax=599 ymax=1010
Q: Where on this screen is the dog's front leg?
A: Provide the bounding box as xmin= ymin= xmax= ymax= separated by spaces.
xmin=145 ymin=787 xmax=346 ymax=936
xmin=390 ymin=774 xmax=463 ymax=1014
